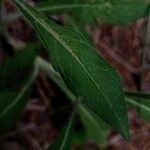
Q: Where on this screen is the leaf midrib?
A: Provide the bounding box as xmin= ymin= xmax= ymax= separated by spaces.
xmin=15 ymin=0 xmax=124 ymax=131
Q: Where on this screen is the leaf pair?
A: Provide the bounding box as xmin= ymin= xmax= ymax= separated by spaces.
xmin=13 ymin=0 xmax=130 ymax=141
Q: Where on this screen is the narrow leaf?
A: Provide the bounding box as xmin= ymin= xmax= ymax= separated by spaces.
xmin=0 ymin=47 xmax=38 ymax=134
xmin=126 ymin=97 xmax=150 ymax=122
xmin=14 ymin=0 xmax=130 ymax=140
xmin=37 ymin=0 xmax=148 ymax=25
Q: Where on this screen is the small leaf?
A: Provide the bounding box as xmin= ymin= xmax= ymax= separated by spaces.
xmin=126 ymin=97 xmax=150 ymax=122
xmin=37 ymin=0 xmax=148 ymax=25
xmin=14 ymin=0 xmax=130 ymax=140
xmin=0 ymin=46 xmax=38 ymax=134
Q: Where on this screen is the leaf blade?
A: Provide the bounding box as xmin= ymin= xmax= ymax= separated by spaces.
xmin=37 ymin=0 xmax=148 ymax=25
xmin=126 ymin=97 xmax=150 ymax=122
xmin=14 ymin=0 xmax=130 ymax=140
xmin=0 ymin=46 xmax=38 ymax=134
xmin=37 ymin=57 xmax=110 ymax=146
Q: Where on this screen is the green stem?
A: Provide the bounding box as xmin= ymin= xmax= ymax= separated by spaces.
xmin=35 ymin=57 xmax=101 ymax=118
xmin=36 ymin=57 xmax=75 ymax=103
xmin=35 ymin=57 xmax=137 ymax=110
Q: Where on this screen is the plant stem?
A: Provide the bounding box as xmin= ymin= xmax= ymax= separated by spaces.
xmin=35 ymin=57 xmax=104 ymax=120
xmin=36 ymin=57 xmax=76 ymax=103
xmin=36 ymin=57 xmax=142 ymax=110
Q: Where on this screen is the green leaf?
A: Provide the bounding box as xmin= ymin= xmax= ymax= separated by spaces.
xmin=37 ymin=0 xmax=148 ymax=25
xmin=49 ymin=97 xmax=79 ymax=150
xmin=76 ymin=106 xmax=110 ymax=146
xmin=0 ymin=45 xmax=37 ymax=90
xmin=37 ymin=57 xmax=110 ymax=146
xmin=13 ymin=0 xmax=130 ymax=140
xmin=0 ymin=46 xmax=38 ymax=134
xmin=126 ymin=96 xmax=150 ymax=122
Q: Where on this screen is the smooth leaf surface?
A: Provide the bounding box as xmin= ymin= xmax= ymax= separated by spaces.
xmin=76 ymin=106 xmax=110 ymax=146
xmin=37 ymin=57 xmax=110 ymax=146
xmin=0 ymin=46 xmax=38 ymax=134
xmin=126 ymin=97 xmax=150 ymax=122
xmin=14 ymin=0 xmax=130 ymax=140
xmin=37 ymin=0 xmax=148 ymax=25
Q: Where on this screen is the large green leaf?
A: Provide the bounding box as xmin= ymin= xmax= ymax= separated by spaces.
xmin=0 ymin=46 xmax=38 ymax=134
xmin=37 ymin=0 xmax=148 ymax=25
xmin=37 ymin=57 xmax=110 ymax=146
xmin=13 ymin=0 xmax=130 ymax=140
xmin=126 ymin=96 xmax=150 ymax=122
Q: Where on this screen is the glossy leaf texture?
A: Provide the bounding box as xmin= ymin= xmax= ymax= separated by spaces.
xmin=0 ymin=46 xmax=38 ymax=134
xmin=126 ymin=96 xmax=150 ymax=122
xmin=13 ymin=0 xmax=130 ymax=140
xmin=37 ymin=0 xmax=149 ymax=25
